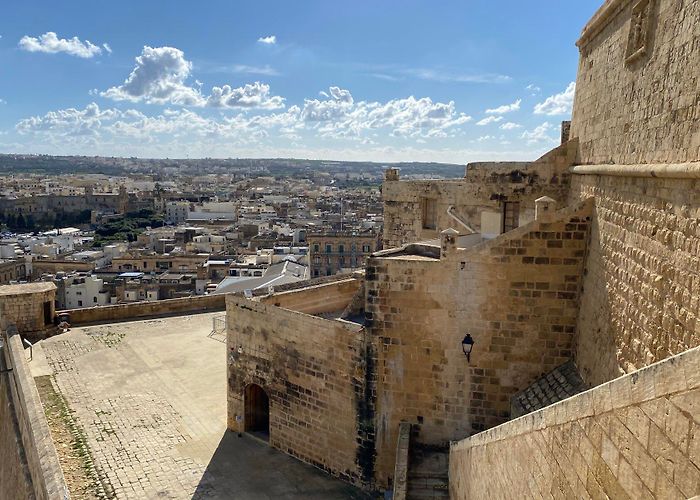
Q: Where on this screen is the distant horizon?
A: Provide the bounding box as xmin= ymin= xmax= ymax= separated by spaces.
xmin=2 ymin=1 xmax=599 ymax=163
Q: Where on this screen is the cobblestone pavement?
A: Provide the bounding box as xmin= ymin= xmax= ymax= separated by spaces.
xmin=31 ymin=313 xmax=366 ymax=499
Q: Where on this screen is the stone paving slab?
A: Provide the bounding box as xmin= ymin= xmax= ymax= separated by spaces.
xmin=30 ymin=313 xmax=366 ymax=499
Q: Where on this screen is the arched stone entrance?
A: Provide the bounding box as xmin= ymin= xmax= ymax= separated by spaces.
xmin=244 ymin=384 xmax=270 ymax=439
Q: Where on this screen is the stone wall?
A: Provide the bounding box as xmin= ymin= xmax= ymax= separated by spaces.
xmin=0 ymin=337 xmax=33 ymax=500
xmin=366 ymin=200 xmax=592 ymax=486
xmin=382 ymin=141 xmax=575 ymax=248
xmin=571 ymin=0 xmax=700 ymax=164
xmin=31 ymin=259 xmax=95 ymax=279
xmin=259 ymin=278 xmax=361 ymax=315
xmin=226 ymin=295 xmax=371 ymax=487
xmin=1 ymin=327 xmax=68 ymax=500
xmin=0 ymin=283 xmax=56 ymax=336
xmin=61 ymin=292 xmax=226 ymax=325
xmin=449 ymin=344 xmax=700 ymax=499
xmin=570 ymin=167 xmax=700 ymax=387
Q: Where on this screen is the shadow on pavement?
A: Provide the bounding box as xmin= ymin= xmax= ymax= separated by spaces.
xmin=192 ymin=431 xmax=372 ymax=499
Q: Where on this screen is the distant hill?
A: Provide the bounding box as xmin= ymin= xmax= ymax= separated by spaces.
xmin=0 ymin=154 xmax=465 ymax=179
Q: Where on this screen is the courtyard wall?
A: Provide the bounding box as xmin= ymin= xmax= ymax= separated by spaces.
xmin=226 ymin=294 xmax=371 ymax=487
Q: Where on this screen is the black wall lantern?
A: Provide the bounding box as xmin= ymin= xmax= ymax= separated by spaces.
xmin=461 ymin=334 xmax=475 ymax=362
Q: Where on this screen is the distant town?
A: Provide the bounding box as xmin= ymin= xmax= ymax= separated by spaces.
xmin=0 ymin=154 xmax=463 ymax=310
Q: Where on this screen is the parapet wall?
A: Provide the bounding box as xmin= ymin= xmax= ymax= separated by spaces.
xmin=259 ymin=278 xmax=361 ymax=315
xmin=1 ymin=327 xmax=68 ymax=500
xmin=449 ymin=344 xmax=700 ymax=499
xmin=226 ymin=295 xmax=370 ymax=487
xmin=570 ymin=165 xmax=700 ymax=386
xmin=61 ymin=293 xmax=226 ymax=325
xmin=571 ymin=0 xmax=700 ymax=164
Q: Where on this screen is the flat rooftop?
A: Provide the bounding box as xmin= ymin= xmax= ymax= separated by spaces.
xmin=29 ymin=312 xmax=366 ymax=499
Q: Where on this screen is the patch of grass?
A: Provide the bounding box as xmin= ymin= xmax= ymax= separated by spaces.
xmin=35 ymin=376 xmax=115 ymax=499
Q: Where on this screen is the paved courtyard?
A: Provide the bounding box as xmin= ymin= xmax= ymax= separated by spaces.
xmin=30 ymin=313 xmax=367 ymax=499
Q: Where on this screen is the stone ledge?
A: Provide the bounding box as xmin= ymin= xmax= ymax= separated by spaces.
xmin=577 ymin=0 xmax=632 ymax=49
xmin=571 ymin=162 xmax=700 ymax=178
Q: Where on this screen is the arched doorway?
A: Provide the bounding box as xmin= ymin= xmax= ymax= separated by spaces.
xmin=244 ymin=384 xmax=270 ymax=440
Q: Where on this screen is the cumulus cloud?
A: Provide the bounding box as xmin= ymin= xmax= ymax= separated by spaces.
xmin=476 ymin=115 xmax=503 ymax=126
xmin=206 ymin=82 xmax=284 ymax=109
xmin=526 ymin=84 xmax=541 ymax=95
xmin=534 ymin=82 xmax=575 ymax=115
xmin=257 ymin=35 xmax=277 ymax=45
xmin=500 ymin=122 xmax=522 ymax=130
xmin=102 ymin=46 xmax=202 ymax=105
xmin=17 ymin=86 xmax=474 ymax=148
xmin=485 ymin=99 xmax=521 ymax=115
xmin=301 ymin=87 xmax=471 ymax=138
xmin=102 ymin=46 xmax=284 ymax=109
xmin=521 ymin=122 xmax=557 ymax=144
xmin=15 ymin=102 xmax=122 ymax=137
xmin=18 ymin=32 xmax=107 ymax=58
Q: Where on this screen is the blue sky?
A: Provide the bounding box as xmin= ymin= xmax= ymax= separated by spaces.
xmin=0 ymin=1 xmax=601 ymax=163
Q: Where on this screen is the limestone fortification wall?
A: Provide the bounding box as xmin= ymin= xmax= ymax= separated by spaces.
xmin=367 ymin=200 xmax=592 ymax=486
xmin=0 ymin=327 xmax=68 ymax=500
xmin=0 ymin=283 xmax=56 ymax=335
xmin=60 ymin=292 xmax=226 ymax=325
xmin=226 ymin=295 xmax=370 ymax=487
xmin=0 ymin=335 xmax=33 ymax=500
xmin=570 ymin=167 xmax=700 ymax=386
xmin=382 ymin=141 xmax=575 ymax=248
xmin=259 ymin=278 xmax=361 ymax=315
xmin=571 ymin=0 xmax=700 ymax=164
xmin=449 ymin=344 xmax=700 ymax=499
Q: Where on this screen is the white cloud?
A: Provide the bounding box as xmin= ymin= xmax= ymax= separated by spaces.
xmin=526 ymin=84 xmax=541 ymax=95
xmin=521 ymin=122 xmax=557 ymax=144
xmin=231 ymin=64 xmax=280 ymax=76
xmin=485 ymin=99 xmax=521 ymax=115
xmin=534 ymin=82 xmax=575 ymax=115
xmin=18 ymin=32 xmax=106 ymax=58
xmin=102 ymin=43 xmax=112 ymax=54
xmin=0 ymin=98 xmax=6 ymax=104
xmin=402 ymin=68 xmax=511 ymax=84
xmin=257 ymin=35 xmax=277 ymax=45
xmin=301 ymin=87 xmax=471 ymax=138
xmin=15 ymin=102 xmax=122 ymax=137
xmin=17 ymin=86 xmax=474 ymax=148
xmin=500 ymin=122 xmax=522 ymax=130
xmin=101 ymin=46 xmax=284 ymax=109
xmin=476 ymin=115 xmax=503 ymax=126
xmin=476 ymin=135 xmax=495 ymax=142
xmin=206 ymin=82 xmax=284 ymax=110
xmin=101 ymin=46 xmax=202 ymax=105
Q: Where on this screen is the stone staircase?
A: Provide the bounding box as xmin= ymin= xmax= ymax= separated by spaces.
xmin=406 ymin=444 xmax=449 ymax=499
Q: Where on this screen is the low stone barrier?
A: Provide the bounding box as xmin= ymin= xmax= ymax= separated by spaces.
xmin=1 ymin=326 xmax=69 ymax=499
xmin=58 ymin=293 xmax=226 ymax=326
xmin=449 ymin=346 xmax=700 ymax=498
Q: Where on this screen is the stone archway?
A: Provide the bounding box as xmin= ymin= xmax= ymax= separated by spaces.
xmin=244 ymin=384 xmax=270 ymax=440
